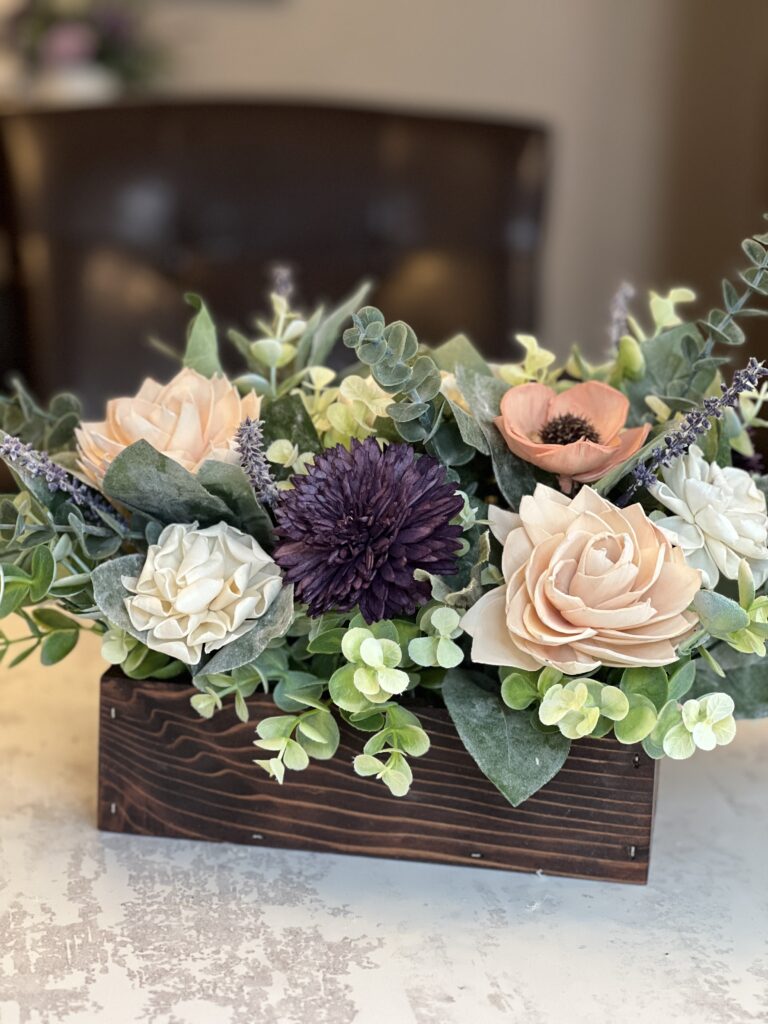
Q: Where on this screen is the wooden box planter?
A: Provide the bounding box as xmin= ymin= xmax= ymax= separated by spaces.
xmin=98 ymin=672 xmax=658 ymax=884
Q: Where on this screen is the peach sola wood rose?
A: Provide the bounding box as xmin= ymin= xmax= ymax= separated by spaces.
xmin=76 ymin=367 xmax=261 ymax=486
xmin=461 ymin=485 xmax=701 ymax=675
xmin=494 ymin=380 xmax=651 ymax=493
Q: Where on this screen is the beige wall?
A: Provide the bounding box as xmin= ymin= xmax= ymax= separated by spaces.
xmin=148 ymin=0 xmax=768 ymax=357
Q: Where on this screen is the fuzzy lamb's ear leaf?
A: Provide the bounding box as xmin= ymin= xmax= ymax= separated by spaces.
xmin=183 ymin=293 xmax=223 ymax=377
xmin=442 ymin=670 xmax=570 ymax=806
xmin=299 ymin=280 xmax=372 ymax=369
xmin=692 ymin=590 xmax=750 ymax=635
xmin=102 ymin=441 xmax=231 ymax=526
xmin=91 ymin=554 xmax=147 ymax=643
xmin=454 ymin=367 xmax=537 ymax=511
xmin=196 ymin=461 xmax=274 ymax=547
xmin=194 ymin=584 xmax=295 ymax=677
xmin=260 ymin=394 xmax=321 ymax=455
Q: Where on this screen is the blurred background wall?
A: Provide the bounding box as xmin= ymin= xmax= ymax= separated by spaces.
xmin=0 ymin=0 xmax=766 ymax=397
xmin=144 ymin=0 xmax=768 ymax=355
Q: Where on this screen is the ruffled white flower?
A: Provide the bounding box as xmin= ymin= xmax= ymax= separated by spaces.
xmin=650 ymin=445 xmax=768 ymax=589
xmin=123 ymin=522 xmax=281 ymax=666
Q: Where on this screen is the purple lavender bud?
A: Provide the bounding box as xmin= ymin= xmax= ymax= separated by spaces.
xmin=235 ymin=418 xmax=278 ymax=507
xmin=624 ymin=358 xmax=768 ymax=502
xmin=0 ymin=433 xmax=114 ymax=523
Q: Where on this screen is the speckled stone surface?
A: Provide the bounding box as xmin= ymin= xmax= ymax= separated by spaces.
xmin=1 ymin=621 xmax=767 ymax=1024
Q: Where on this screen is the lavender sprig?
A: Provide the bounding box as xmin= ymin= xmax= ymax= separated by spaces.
xmin=624 ymin=357 xmax=768 ymax=502
xmin=0 ymin=433 xmax=116 ymax=522
xmin=235 ymin=418 xmax=278 ymax=507
xmin=608 ymin=282 xmax=636 ymax=347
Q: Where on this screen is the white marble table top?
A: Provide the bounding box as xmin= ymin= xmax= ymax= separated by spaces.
xmin=1 ymin=621 xmax=766 ymax=1024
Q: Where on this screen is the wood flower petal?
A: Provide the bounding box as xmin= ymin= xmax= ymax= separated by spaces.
xmin=461 ymin=486 xmax=701 ymax=675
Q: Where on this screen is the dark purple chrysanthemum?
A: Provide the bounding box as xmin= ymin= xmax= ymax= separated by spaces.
xmin=273 ymin=438 xmax=463 ymax=622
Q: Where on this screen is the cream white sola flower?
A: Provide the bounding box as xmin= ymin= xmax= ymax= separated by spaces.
xmin=76 ymin=367 xmax=261 ymax=486
xmin=650 ymin=444 xmax=768 ymax=589
xmin=123 ymin=522 xmax=281 ymax=666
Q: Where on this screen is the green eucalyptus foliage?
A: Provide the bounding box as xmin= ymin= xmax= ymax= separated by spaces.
xmin=330 ymin=624 xmax=411 ymax=707
xmin=102 ymin=626 xmax=185 ymax=681
xmin=353 ymin=704 xmax=430 ymax=797
xmin=499 ymin=661 xmax=704 ymax=751
xmin=0 ymin=379 xmax=81 ymax=455
xmin=254 ymin=705 xmax=341 ymax=783
xmin=408 ymin=606 xmax=464 ymax=670
xmin=692 ymin=642 xmax=768 ymax=718
xmin=0 ymin=606 xmax=95 ymax=669
xmin=342 ymin=306 xmax=444 ymax=444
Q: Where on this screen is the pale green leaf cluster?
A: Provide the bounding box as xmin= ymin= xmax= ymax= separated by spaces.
xmin=102 ymin=626 xmax=185 ymax=682
xmin=353 ymin=705 xmax=430 ymax=797
xmin=254 ymin=705 xmax=340 ymax=783
xmin=499 ymin=660 xmax=735 ymax=759
xmin=408 ymin=606 xmax=464 ymax=670
xmin=331 ymin=625 xmax=411 ymax=706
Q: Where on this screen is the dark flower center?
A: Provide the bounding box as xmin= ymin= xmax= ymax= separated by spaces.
xmin=539 ymin=413 xmax=600 ymax=446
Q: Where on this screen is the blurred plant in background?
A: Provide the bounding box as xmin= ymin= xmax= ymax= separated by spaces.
xmin=1 ymin=0 xmax=161 ymax=99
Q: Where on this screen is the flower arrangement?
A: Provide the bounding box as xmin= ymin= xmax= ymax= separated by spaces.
xmin=2 ymin=220 xmax=768 ymax=811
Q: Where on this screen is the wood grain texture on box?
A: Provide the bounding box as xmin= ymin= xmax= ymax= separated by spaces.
xmin=98 ymin=673 xmax=658 ymax=884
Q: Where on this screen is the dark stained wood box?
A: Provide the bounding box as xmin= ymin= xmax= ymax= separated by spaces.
xmin=98 ymin=672 xmax=658 ymax=884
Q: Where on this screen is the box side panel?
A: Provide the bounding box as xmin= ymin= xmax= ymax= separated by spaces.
xmin=98 ymin=675 xmax=655 ymax=883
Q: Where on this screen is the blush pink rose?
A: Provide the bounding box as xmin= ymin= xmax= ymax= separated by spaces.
xmin=461 ymin=485 xmax=701 ymax=675
xmin=76 ymin=368 xmax=261 ymax=486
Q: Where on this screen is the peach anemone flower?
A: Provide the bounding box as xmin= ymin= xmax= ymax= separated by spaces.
xmin=494 ymin=380 xmax=651 ymax=493
xmin=461 ymin=485 xmax=701 ymax=676
xmin=76 ymin=368 xmax=261 ymax=486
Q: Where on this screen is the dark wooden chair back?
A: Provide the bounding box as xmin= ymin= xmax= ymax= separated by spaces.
xmin=0 ymin=101 xmax=548 ymax=413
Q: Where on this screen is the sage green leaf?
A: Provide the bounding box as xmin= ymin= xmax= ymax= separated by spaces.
xmin=691 ymin=643 xmax=768 ymax=718
xmin=261 ymin=393 xmax=321 ymax=454
xmin=92 ymin=554 xmax=146 ymax=641
xmin=353 ymin=754 xmax=386 ymax=777
xmin=620 ymin=322 xmax=713 ymax=425
xmin=195 ymin=584 xmax=294 ymax=676
xmin=191 ymin=692 xmax=220 ymax=719
xmin=183 ymin=293 xmax=222 ymax=377
xmin=620 ymin=666 xmax=668 ymax=711
xmin=196 ymin=460 xmax=274 ymax=546
xmin=442 ymin=670 xmax=570 ymax=807
xmin=40 ymin=629 xmax=78 ymax=666
xmin=692 ymin=590 xmax=750 ymax=635
xmin=102 ymin=441 xmax=231 ymax=526
xmin=430 ymin=418 xmax=476 ymax=466
xmin=32 ymin=607 xmax=78 ymax=631
xmin=444 ymin=398 xmax=490 ymax=456
xmin=431 ymin=334 xmax=491 ymax=376
xmin=667 ymin=661 xmax=696 ymax=701
xmin=296 ymin=711 xmax=340 ymax=760
xmin=500 ymin=671 xmax=539 ymax=710
xmin=454 ymin=367 xmax=537 ymax=510
xmin=641 ymin=699 xmax=682 ymax=759
xmin=613 ymin=693 xmax=657 ymax=744
xmin=29 ymin=546 xmax=56 ymax=602
xmin=307 ymin=628 xmax=346 ymax=655
xmin=299 ymin=281 xmax=372 ymax=368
